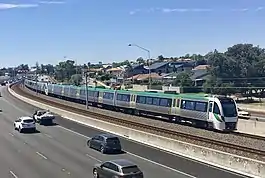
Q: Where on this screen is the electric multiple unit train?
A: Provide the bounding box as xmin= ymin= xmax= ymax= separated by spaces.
xmin=24 ymin=79 xmax=239 ymax=131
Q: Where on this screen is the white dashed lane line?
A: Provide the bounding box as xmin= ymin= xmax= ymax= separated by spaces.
xmin=9 ymin=170 xmax=18 ymax=178
xmin=36 ymin=152 xmax=48 ymax=160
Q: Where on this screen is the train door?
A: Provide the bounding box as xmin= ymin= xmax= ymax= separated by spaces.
xmin=113 ymin=91 xmax=117 ymax=106
xmin=130 ymin=94 xmax=136 ymax=108
xmin=171 ymin=98 xmax=179 ymax=115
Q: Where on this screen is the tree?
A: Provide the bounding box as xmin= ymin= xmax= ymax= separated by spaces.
xmin=157 ymin=55 xmax=164 ymax=62
xmin=173 ymin=72 xmax=193 ymax=87
xmin=136 ymin=57 xmax=145 ymax=64
xmin=205 ymin=44 xmax=265 ymax=96
xmin=55 ymin=60 xmax=75 ymax=82
xmin=70 ymin=74 xmax=82 ymax=86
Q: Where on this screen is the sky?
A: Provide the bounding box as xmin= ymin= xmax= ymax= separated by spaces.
xmin=0 ymin=0 xmax=265 ymax=68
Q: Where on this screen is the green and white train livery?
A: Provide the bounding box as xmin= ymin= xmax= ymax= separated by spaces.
xmin=25 ymin=79 xmax=239 ymax=132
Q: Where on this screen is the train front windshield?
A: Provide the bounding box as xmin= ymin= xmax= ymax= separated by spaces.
xmin=220 ymin=98 xmax=237 ymax=117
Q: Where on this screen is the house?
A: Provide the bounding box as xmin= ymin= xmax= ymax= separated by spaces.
xmin=106 ymin=67 xmax=124 ymax=77
xmin=126 ymin=64 xmax=149 ymax=77
xmin=169 ymin=61 xmax=194 ymax=72
xmin=190 ymin=65 xmax=211 ymax=86
xmin=127 ymin=73 xmax=163 ymax=82
xmin=149 ymin=62 xmax=170 ymax=74
xmin=148 ymin=61 xmax=195 ymax=74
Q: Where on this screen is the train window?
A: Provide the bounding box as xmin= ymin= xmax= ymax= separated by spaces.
xmin=146 ymin=97 xmax=153 ymax=105
xmin=88 ymin=91 xmax=93 ymax=96
xmin=139 ymin=96 xmax=146 ymax=104
xmin=103 ymin=92 xmax=107 ymax=98
xmin=152 ymin=98 xmax=159 ymax=105
xmin=185 ymin=101 xmax=195 ymax=110
xmin=117 ymin=94 xmax=122 ymax=101
xmin=209 ymin=102 xmax=213 ymax=112
xmin=213 ymin=103 xmax=220 ymax=115
xmin=195 ymin=102 xmax=207 ymax=112
xmin=160 ymin=98 xmax=170 ymax=107
xmin=136 ymin=96 xmax=140 ymax=103
xmin=122 ymin=95 xmax=130 ymax=102
xmin=181 ymin=100 xmax=186 ymax=109
xmin=109 ymin=93 xmax=114 ymax=100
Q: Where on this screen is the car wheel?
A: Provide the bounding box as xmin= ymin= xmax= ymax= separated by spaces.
xmin=93 ymin=169 xmax=98 ymax=178
xmin=87 ymin=140 xmax=91 ymax=148
xmin=100 ymin=146 xmax=105 ymax=154
xmin=19 ymin=127 xmax=22 ymax=133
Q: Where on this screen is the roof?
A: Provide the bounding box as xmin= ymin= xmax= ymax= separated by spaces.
xmin=99 ymin=133 xmax=118 ymax=138
xmin=190 ymin=69 xmax=209 ymax=80
xmin=170 ymin=61 xmax=194 ymax=67
xmin=107 ymin=68 xmax=123 ymax=72
xmin=109 ymin=159 xmax=136 ymax=167
xmin=20 ymin=116 xmax=33 ymax=120
xmin=131 ymin=64 xmax=145 ymax=69
xmin=127 ymin=73 xmax=163 ymax=81
xmin=193 ymin=65 xmax=210 ymax=70
xmin=149 ymin=62 xmax=168 ymax=70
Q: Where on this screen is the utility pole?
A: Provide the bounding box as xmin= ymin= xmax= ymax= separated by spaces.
xmin=84 ymin=69 xmax=89 ymax=109
xmin=35 ymin=65 xmax=38 ymax=95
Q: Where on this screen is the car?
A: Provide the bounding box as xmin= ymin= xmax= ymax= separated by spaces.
xmin=93 ymin=159 xmax=144 ymax=178
xmin=14 ymin=116 xmax=36 ymax=133
xmin=33 ymin=110 xmax=55 ymax=125
xmin=238 ymin=108 xmax=251 ymax=119
xmin=87 ymin=134 xmax=122 ymax=154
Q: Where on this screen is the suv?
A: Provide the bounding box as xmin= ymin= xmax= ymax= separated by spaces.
xmin=93 ymin=159 xmax=144 ymax=178
xmin=87 ymin=134 xmax=122 ymax=154
xmin=14 ymin=116 xmax=36 ymax=133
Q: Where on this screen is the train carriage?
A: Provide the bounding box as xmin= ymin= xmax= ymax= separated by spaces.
xmin=101 ymin=90 xmax=115 ymax=108
xmin=134 ymin=92 xmax=173 ymax=118
xmin=115 ymin=90 xmax=132 ymax=109
xmin=52 ymin=85 xmax=63 ymax=97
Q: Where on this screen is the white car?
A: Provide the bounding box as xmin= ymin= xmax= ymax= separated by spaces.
xmin=238 ymin=108 xmax=251 ymax=119
xmin=33 ymin=110 xmax=55 ymax=125
xmin=14 ymin=116 xmax=36 ymax=133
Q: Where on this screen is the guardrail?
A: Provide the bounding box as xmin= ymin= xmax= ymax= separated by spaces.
xmin=7 ymin=83 xmax=265 ymax=177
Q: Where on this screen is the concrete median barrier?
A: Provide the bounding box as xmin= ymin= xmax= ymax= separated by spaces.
xmin=8 ymin=86 xmax=265 ymax=178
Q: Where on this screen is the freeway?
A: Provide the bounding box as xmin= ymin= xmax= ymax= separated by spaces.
xmin=0 ymin=85 xmax=251 ymax=178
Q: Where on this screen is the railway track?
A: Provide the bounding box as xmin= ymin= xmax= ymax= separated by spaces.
xmin=11 ymin=83 xmax=265 ymax=158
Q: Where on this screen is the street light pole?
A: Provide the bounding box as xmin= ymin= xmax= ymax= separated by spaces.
xmin=128 ymin=44 xmax=151 ymax=89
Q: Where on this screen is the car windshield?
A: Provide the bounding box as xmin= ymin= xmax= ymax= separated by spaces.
xmin=106 ymin=138 xmax=120 ymax=145
xmin=23 ymin=119 xmax=34 ymax=123
xmin=122 ymin=166 xmax=140 ymax=174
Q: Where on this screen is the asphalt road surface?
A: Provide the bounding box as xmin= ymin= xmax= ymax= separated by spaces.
xmin=0 ymin=85 xmax=252 ymax=178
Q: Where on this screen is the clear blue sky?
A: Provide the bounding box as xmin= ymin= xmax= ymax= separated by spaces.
xmin=0 ymin=0 xmax=265 ymax=68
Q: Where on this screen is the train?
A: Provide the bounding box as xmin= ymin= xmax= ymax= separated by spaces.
xmin=24 ymin=79 xmax=239 ymax=132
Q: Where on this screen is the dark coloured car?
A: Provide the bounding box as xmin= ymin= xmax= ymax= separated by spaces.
xmin=93 ymin=159 xmax=144 ymax=178
xmin=87 ymin=134 xmax=122 ymax=154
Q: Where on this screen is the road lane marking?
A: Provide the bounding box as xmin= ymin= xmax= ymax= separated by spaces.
xmin=44 ymin=133 xmax=53 ymax=138
xmin=9 ymin=171 xmax=18 ymax=178
xmin=85 ymin=153 xmax=102 ymax=163
xmin=9 ymin=133 xmax=14 ymax=137
xmin=36 ymin=152 xmax=48 ymax=160
xmin=57 ymin=125 xmax=196 ymax=178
